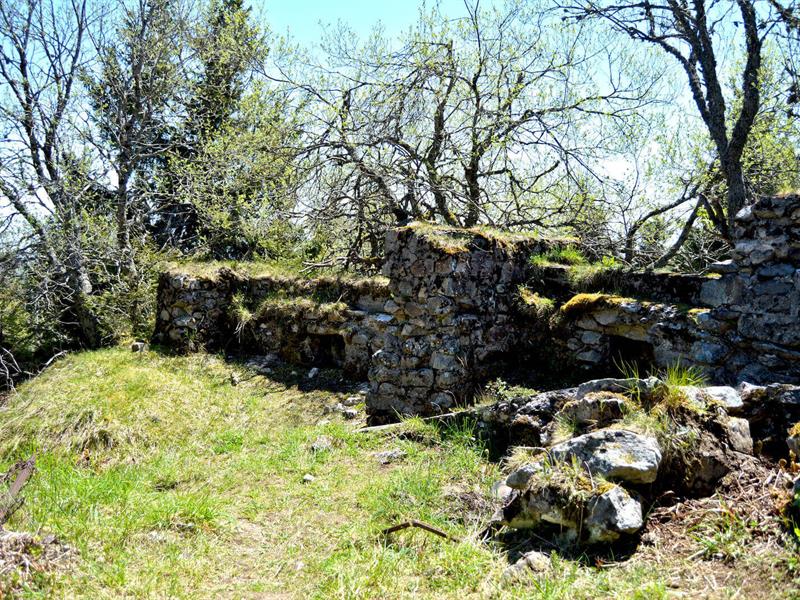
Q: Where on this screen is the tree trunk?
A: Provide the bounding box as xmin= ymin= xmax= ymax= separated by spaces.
xmin=725 ymin=160 xmax=748 ymax=232
xmin=463 ymin=165 xmax=480 ymax=228
xmin=116 ymin=166 xmax=137 ymax=277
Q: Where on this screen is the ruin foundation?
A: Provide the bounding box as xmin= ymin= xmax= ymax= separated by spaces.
xmin=153 ymin=195 xmax=800 ymax=423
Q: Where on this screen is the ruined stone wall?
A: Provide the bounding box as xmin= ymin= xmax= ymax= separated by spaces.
xmin=366 ymin=226 xmax=556 ymax=422
xmin=152 ymin=268 xmax=390 ymax=377
xmin=699 ymin=194 xmax=800 ymax=383
xmin=553 ymin=195 xmax=800 ymax=385
xmin=154 ymin=196 xmax=800 ymax=421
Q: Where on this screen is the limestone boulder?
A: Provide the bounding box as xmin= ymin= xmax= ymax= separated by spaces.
xmin=502 ymin=468 xmax=644 ymax=544
xmin=506 ymin=462 xmax=544 ymax=490
xmin=555 ymin=391 xmax=627 ymax=428
xmin=548 ymin=429 xmax=662 ymax=485
xmin=679 ymin=385 xmax=743 ymax=413
xmin=585 ymin=486 xmax=644 ymax=543
xmin=575 ymin=377 xmax=661 ymax=403
xmin=502 ymin=550 xmax=551 ymax=580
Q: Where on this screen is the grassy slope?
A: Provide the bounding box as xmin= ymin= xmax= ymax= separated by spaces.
xmin=0 ymin=349 xmax=795 ymax=598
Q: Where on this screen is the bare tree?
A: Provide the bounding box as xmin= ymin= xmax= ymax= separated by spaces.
xmin=0 ymin=0 xmax=102 ymax=346
xmin=279 ymin=0 xmax=656 ymax=263
xmin=561 ymin=0 xmax=788 ymax=238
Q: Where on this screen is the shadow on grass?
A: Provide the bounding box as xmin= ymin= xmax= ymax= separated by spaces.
xmin=493 ymin=525 xmax=642 ymax=567
xmin=148 ymin=344 xmax=368 ymax=395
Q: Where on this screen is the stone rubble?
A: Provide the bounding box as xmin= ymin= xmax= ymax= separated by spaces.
xmin=486 ymin=376 xmax=767 ymax=547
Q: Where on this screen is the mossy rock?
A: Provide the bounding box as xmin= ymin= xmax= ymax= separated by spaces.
xmin=559 ymin=293 xmax=639 ymax=319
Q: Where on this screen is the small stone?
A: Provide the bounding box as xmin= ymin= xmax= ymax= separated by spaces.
xmin=490 ymin=480 xmax=514 ymax=502
xmin=725 ymin=417 xmax=753 ymax=454
xmin=311 ymin=436 xmax=333 ymax=453
xmin=374 ymin=449 xmax=407 ymax=464
xmin=302 ymin=473 xmax=315 ymax=483
xmin=708 ymin=260 xmax=738 ymax=274
xmin=131 ymin=341 xmax=148 ymax=353
xmin=341 ymin=408 xmax=359 ymax=420
xmin=506 ymin=463 xmax=543 ymax=490
xmin=575 ymin=377 xmax=661 ymax=402
xmin=556 ymin=392 xmax=626 ymax=428
xmin=342 ymin=396 xmax=362 ymax=406
xmin=788 ymin=426 xmax=800 ymax=457
xmin=230 ymin=372 xmax=240 ymax=386
xmin=585 ymin=486 xmax=643 ymax=543
xmin=502 ymin=550 xmax=551 ymax=580
xmin=308 ymin=367 xmax=319 ymax=379
xmin=703 ymin=386 xmax=744 ymax=413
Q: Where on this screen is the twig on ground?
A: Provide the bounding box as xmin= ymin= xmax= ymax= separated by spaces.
xmin=382 ymin=519 xmax=460 ymax=543
xmin=0 ymin=456 xmax=36 ymax=527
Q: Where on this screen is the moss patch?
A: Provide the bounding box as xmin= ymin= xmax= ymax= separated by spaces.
xmin=559 ymin=293 xmax=639 ymax=319
xmin=517 ymin=287 xmax=557 ymax=320
xmin=405 ymin=221 xmax=559 ymax=255
xmin=255 ymin=297 xmax=350 ymax=322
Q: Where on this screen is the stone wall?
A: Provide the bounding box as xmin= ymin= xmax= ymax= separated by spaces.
xmin=152 ymin=268 xmax=391 ymax=377
xmin=550 ymin=194 xmax=800 ymax=385
xmin=699 ymin=194 xmax=800 ymax=383
xmin=154 ymin=196 xmax=800 ymax=421
xmin=366 ymin=226 xmax=560 ymax=423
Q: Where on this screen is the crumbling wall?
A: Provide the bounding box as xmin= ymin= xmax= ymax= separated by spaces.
xmin=366 ymin=226 xmax=558 ymax=423
xmin=699 ymin=194 xmax=800 ymax=383
xmin=553 ymin=294 xmax=714 ymax=375
xmin=550 ymin=194 xmax=800 ymax=385
xmin=153 ymin=195 xmax=800 ymax=421
xmin=152 ymin=268 xmax=391 ymax=377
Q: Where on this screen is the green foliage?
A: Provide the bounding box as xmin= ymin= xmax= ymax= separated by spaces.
xmin=170 ymin=82 xmax=301 ymax=259
xmin=187 ymin=0 xmax=266 ymax=140
xmin=481 ymin=378 xmax=539 ymax=403
xmin=660 ymin=362 xmax=706 ymax=389
xmin=0 ymin=279 xmax=37 ymax=362
xmin=599 ymin=255 xmax=621 ymax=269
xmin=688 ymin=501 xmax=752 ymax=562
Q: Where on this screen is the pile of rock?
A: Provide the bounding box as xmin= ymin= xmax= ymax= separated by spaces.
xmin=485 ymin=377 xmax=766 ymax=546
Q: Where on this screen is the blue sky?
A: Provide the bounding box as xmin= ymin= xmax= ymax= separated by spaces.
xmin=263 ymin=0 xmax=472 ymax=45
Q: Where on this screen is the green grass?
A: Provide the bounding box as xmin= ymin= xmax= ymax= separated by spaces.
xmin=0 ymin=349 xmax=794 ymax=598
xmin=517 ymin=287 xmax=557 ymax=320
xmin=530 ymin=246 xmax=589 ymax=267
